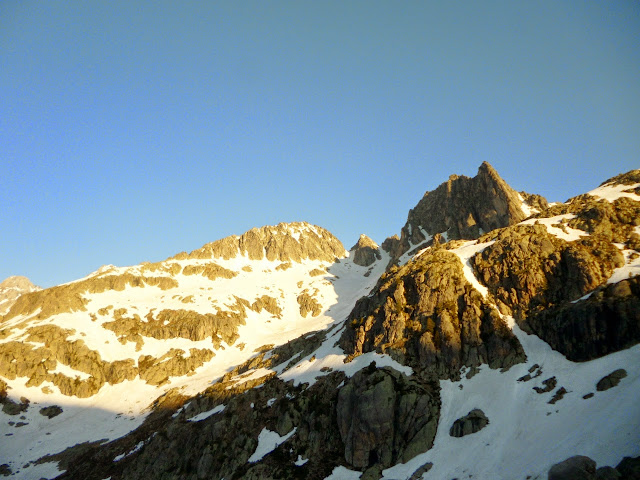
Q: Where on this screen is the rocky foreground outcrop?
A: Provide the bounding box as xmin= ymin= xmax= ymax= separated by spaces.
xmin=548 ymin=454 xmax=640 ymax=480
xmin=471 ymin=174 xmax=640 ymax=361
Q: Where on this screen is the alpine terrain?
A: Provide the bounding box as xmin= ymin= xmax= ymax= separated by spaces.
xmin=1 ymin=162 xmax=639 ymax=480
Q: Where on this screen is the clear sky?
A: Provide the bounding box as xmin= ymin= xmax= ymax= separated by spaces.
xmin=1 ymin=1 xmax=639 ymax=288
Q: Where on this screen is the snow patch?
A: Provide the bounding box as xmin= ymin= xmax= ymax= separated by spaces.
xmin=518 ymin=193 xmax=538 ymax=217
xmin=247 ymin=427 xmax=296 ymax=463
xmin=114 ymin=441 xmax=144 ymax=462
xmin=323 ymin=465 xmax=363 ymax=479
xmin=450 ymin=240 xmax=494 ymax=298
xmin=520 ymin=214 xmax=588 ymax=242
xmin=187 ymin=404 xmax=225 ymax=422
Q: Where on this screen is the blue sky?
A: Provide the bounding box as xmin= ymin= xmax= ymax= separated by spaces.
xmin=1 ymin=1 xmax=639 ymax=288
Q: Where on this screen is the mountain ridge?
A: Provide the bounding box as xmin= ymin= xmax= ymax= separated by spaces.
xmin=1 ymin=163 xmax=639 ymax=480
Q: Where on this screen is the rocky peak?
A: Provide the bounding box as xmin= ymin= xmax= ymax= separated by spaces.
xmin=350 ymin=234 xmax=382 ymax=267
xmin=0 ymin=276 xmax=40 ymax=316
xmin=383 ymin=162 xmax=542 ymax=263
xmin=172 ymin=221 xmax=347 ymax=263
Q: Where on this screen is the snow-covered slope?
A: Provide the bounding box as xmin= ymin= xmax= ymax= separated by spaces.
xmin=0 ymin=222 xmax=387 ymax=478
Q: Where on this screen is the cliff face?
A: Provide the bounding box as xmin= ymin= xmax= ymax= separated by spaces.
xmin=383 ymin=162 xmax=547 ymax=263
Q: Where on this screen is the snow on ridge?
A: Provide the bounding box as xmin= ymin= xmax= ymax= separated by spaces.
xmin=398 ymin=229 xmax=433 ymax=266
xmin=247 ymin=427 xmax=297 ymax=463
xmin=606 ymin=247 xmax=640 ymax=285
xmin=520 ymin=213 xmax=588 ymax=242
xmin=113 ymin=441 xmax=144 ymax=462
xmin=324 ymin=465 xmax=362 ymax=479
xmin=587 ymin=182 xmax=640 ymax=202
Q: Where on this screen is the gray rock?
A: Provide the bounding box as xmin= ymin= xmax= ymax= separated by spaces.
xmin=383 ymin=162 xmax=536 ymax=262
xmin=336 ymin=365 xmax=439 ymax=469
xmin=548 ymin=455 xmax=597 ymax=480
xmin=596 ymin=369 xmax=627 ymax=392
xmin=596 ymin=466 xmax=621 ymax=479
xmin=39 ymin=405 xmax=63 ymax=419
xmin=615 ymin=455 xmax=640 ymax=479
xmin=197 ymin=451 xmax=214 ymax=479
xmin=175 ymin=222 xmax=346 ymax=263
xmin=449 ymin=409 xmax=489 ymax=437
xmin=341 ymin=248 xmax=525 ymax=381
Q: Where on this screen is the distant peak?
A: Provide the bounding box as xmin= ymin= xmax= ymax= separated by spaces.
xmin=351 ymin=234 xmax=381 ymax=267
xmin=0 ymin=275 xmax=39 ymax=290
xmin=175 ymin=222 xmax=347 ymax=263
xmin=351 ymin=234 xmax=379 ymax=251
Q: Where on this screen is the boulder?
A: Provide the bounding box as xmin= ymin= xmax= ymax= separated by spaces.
xmin=449 ymin=409 xmax=489 ymax=437
xmin=596 ymin=369 xmax=627 ymax=392
xmin=336 ymin=365 xmax=439 ymax=469
xmin=548 ymin=455 xmax=597 ymax=480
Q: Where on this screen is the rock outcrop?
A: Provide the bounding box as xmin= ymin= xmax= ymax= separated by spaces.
xmin=336 ymin=364 xmax=439 ymax=470
xmin=449 ymin=408 xmax=489 ymax=437
xmin=470 ymin=183 xmax=640 ymax=362
xmin=297 ymin=291 xmax=323 ymax=318
xmin=472 ymin=225 xmax=623 ymax=320
xmin=548 ymin=455 xmax=597 ymax=480
xmin=548 ymin=455 xmax=640 ymax=480
xmin=1 ymin=273 xmax=177 ymax=324
xmin=341 ymin=248 xmax=525 ymax=380
xmin=596 ymin=369 xmax=627 ymax=392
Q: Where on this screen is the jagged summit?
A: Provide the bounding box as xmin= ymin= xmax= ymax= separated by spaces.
xmin=383 ymin=161 xmax=547 ymax=263
xmin=350 ymin=234 xmax=381 ymax=267
xmin=171 ymin=221 xmax=347 ymax=263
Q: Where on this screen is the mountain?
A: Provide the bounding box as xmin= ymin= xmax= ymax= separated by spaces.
xmin=1 ymin=164 xmax=639 ymax=480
